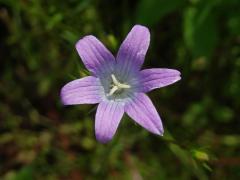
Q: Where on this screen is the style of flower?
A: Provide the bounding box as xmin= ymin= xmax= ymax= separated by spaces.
xmin=60 ymin=25 xmax=181 ymax=143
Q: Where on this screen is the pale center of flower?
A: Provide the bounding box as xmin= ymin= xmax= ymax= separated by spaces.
xmin=107 ymin=74 xmax=131 ymax=96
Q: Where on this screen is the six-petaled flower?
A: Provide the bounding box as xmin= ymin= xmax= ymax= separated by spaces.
xmin=60 ymin=25 xmax=181 ymax=143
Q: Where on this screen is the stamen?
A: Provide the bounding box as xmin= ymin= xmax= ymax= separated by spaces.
xmin=107 ymin=85 xmax=118 ymax=96
xmin=118 ymin=83 xmax=131 ymax=89
xmin=111 ymin=74 xmax=131 ymax=89
xmin=107 ymin=74 xmax=131 ymax=97
xmin=111 ymin=74 xmax=119 ymax=86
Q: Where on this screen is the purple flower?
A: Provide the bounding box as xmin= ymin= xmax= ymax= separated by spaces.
xmin=60 ymin=25 xmax=181 ymax=143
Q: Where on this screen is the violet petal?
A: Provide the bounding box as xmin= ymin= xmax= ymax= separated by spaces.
xmin=75 ymin=35 xmax=116 ymax=76
xmin=140 ymin=68 xmax=181 ymax=92
xmin=60 ymin=76 xmax=102 ymax=105
xmin=95 ymin=101 xmax=124 ymax=143
xmin=125 ymin=93 xmax=163 ymax=135
xmin=116 ymin=25 xmax=150 ymax=78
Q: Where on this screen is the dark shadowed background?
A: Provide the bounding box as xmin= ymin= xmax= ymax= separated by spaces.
xmin=0 ymin=0 xmax=240 ymax=179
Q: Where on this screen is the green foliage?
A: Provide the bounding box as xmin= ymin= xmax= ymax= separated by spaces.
xmin=136 ymin=0 xmax=186 ymax=26
xmin=0 ymin=0 xmax=240 ymax=179
xmin=183 ymin=0 xmax=219 ymax=58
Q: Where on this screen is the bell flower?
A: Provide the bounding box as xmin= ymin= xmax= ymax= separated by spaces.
xmin=60 ymin=25 xmax=181 ymax=143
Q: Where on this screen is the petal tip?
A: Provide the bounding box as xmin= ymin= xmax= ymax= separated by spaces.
xmin=154 ymin=127 xmax=164 ymax=136
xmin=159 ymin=129 xmax=164 ymax=136
xmin=96 ymin=135 xmax=112 ymax=144
xmin=170 ymin=69 xmax=182 ymax=84
xmin=176 ymin=70 xmax=181 ymax=76
xmin=133 ymin=24 xmax=150 ymax=32
xmin=75 ymin=35 xmax=95 ymax=50
xmin=60 ymin=86 xmax=69 ymax=105
xmin=176 ymin=75 xmax=182 ymax=82
xmin=132 ymin=25 xmax=150 ymax=41
xmin=75 ymin=37 xmax=83 ymax=49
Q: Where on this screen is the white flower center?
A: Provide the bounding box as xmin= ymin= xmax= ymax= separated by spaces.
xmin=107 ymin=74 xmax=131 ymax=96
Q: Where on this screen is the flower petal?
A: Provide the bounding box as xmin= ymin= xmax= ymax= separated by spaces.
xmin=60 ymin=76 xmax=103 ymax=105
xmin=95 ymin=101 xmax=124 ymax=143
xmin=140 ymin=68 xmax=181 ymax=92
xmin=116 ymin=25 xmax=150 ymax=78
xmin=125 ymin=93 xmax=163 ymax=135
xmin=75 ymin=35 xmax=115 ymax=76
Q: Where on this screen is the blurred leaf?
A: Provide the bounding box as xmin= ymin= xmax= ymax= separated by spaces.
xmin=162 ymin=129 xmax=175 ymax=142
xmin=213 ymin=106 xmax=234 ymax=123
xmin=169 ymin=143 xmax=190 ymax=165
xmin=38 ymin=78 xmax=51 ymax=96
xmin=192 ymin=150 xmax=209 ymax=161
xmin=81 ymin=137 xmax=95 ymax=150
xmin=202 ymin=162 xmax=212 ymax=172
xmin=222 ymin=135 xmax=240 ymax=146
xmin=182 ymin=103 xmax=206 ymax=127
xmin=169 ymin=143 xmax=208 ymax=179
xmin=227 ymin=13 xmax=240 ymax=36
xmin=46 ymin=13 xmax=63 ymax=30
xmin=14 ymin=166 xmax=33 ymax=180
xmin=183 ymin=1 xmax=219 ymax=58
xmin=106 ymin=34 xmax=118 ymax=51
xmin=61 ymin=30 xmax=78 ymax=44
xmin=136 ymin=0 xmax=186 ymax=26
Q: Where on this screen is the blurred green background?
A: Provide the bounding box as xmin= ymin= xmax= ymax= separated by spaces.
xmin=0 ymin=0 xmax=240 ymax=179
